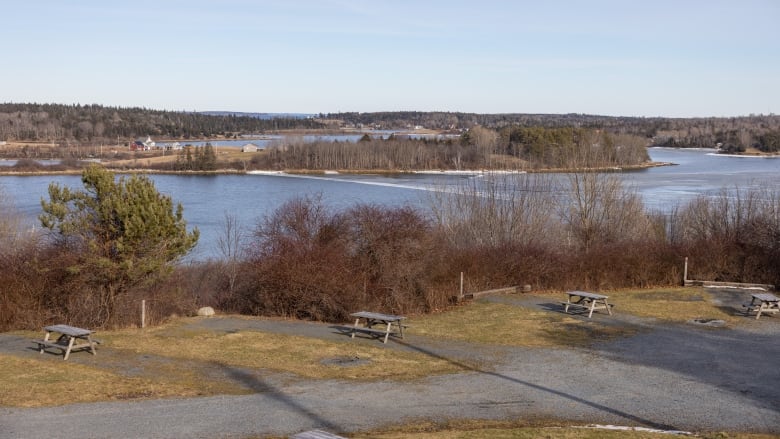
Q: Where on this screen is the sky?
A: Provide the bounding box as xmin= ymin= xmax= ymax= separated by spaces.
xmin=2 ymin=0 xmax=778 ymax=117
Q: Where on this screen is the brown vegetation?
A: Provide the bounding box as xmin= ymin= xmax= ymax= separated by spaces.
xmin=2 ymin=171 xmax=779 ymax=330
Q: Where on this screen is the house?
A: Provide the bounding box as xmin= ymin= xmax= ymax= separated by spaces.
xmin=241 ymin=143 xmax=260 ymax=153
xmin=130 ymin=136 xmax=156 ymax=151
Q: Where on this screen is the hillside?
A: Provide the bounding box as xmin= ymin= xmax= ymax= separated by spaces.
xmin=0 ymin=103 xmax=323 ymax=144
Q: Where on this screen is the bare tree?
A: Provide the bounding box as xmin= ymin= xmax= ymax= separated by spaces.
xmin=217 ymin=213 xmax=245 ymax=295
xmin=0 ymin=186 xmax=23 ymax=250
xmin=428 ymin=173 xmax=558 ymax=248
xmin=558 ymin=172 xmax=652 ymax=251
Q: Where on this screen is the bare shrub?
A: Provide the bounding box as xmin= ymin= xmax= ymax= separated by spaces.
xmin=428 ymin=174 xmax=559 ymax=249
xmin=10 ymin=158 xmax=46 ymax=171
xmin=228 ymin=196 xmax=450 ymax=321
xmin=672 ymin=186 xmax=780 ymax=284
xmin=559 ymin=172 xmax=654 ymax=251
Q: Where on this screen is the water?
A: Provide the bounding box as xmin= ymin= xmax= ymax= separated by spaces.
xmin=1 ymin=148 xmax=778 ymax=260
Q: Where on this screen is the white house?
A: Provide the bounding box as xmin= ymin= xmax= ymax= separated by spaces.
xmin=241 ymin=143 xmax=260 ymax=152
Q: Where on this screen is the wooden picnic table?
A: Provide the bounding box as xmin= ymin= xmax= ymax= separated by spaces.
xmin=350 ymin=311 xmax=406 ymax=343
xmin=743 ymin=293 xmax=780 ymax=319
xmin=562 ymin=291 xmax=613 ymax=318
xmin=36 ymin=324 xmax=98 ymax=360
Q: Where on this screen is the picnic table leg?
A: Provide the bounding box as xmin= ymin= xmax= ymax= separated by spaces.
xmin=588 ymin=300 xmax=596 ymax=318
xmin=351 ymin=317 xmax=361 ymax=338
xmin=604 ymin=299 xmax=613 ymax=315
xmin=63 ymin=336 xmax=76 ymax=361
xmin=398 ymin=321 xmax=404 ymax=339
xmin=756 ymin=303 xmax=764 ymax=320
xmin=40 ymin=330 xmax=51 ymax=354
xmin=86 ymin=336 xmax=97 ymax=355
xmin=383 ymin=323 xmax=391 ymax=343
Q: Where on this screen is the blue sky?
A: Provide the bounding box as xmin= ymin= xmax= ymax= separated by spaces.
xmin=2 ymin=0 xmax=778 ymax=117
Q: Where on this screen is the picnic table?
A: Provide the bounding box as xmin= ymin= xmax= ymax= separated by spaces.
xmin=350 ymin=311 xmax=406 ymax=343
xmin=743 ymin=293 xmax=780 ymax=319
xmin=36 ymin=324 xmax=98 ymax=360
xmin=562 ymin=291 xmax=613 ymax=318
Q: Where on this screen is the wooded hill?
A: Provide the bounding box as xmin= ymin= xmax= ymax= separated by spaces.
xmin=328 ymin=111 xmax=780 ymax=152
xmin=2 ymin=103 xmax=779 ymax=153
xmin=0 ymin=103 xmax=323 ymax=144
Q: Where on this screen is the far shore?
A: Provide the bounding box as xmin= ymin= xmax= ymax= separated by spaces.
xmin=0 ymin=160 xmax=675 ymax=177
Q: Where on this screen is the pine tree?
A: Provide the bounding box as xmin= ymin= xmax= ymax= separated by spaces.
xmin=39 ymin=165 xmax=199 ymax=326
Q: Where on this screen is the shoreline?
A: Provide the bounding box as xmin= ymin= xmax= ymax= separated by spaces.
xmin=0 ymin=162 xmax=676 ymax=177
xmin=0 ymin=160 xmax=675 ymax=177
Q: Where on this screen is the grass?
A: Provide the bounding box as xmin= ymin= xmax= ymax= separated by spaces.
xmin=102 ymin=324 xmax=466 ymax=381
xmin=408 ymin=301 xmax=636 ymax=347
xmin=602 ymin=287 xmax=745 ymax=324
xmin=348 ymin=420 xmax=780 ymax=439
xmin=0 ymin=354 xmax=204 ymax=407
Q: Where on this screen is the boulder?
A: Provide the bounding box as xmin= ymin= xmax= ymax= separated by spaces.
xmin=197 ymin=306 xmax=215 ymax=317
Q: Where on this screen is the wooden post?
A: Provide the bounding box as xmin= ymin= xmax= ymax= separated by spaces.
xmin=459 ymin=272 xmax=464 ymax=301
xmin=684 ymin=257 xmax=688 ymax=283
xmin=141 ymin=299 xmax=146 ymax=329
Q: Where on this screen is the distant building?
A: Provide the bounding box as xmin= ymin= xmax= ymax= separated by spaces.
xmin=241 ymin=143 xmax=260 ymax=152
xmin=130 ymin=136 xmax=156 ymax=151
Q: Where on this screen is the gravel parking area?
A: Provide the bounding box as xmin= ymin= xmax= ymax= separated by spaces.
xmin=0 ymin=292 xmax=778 ymax=439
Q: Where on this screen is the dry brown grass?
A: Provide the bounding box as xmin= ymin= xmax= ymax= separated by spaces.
xmin=102 ymin=325 xmax=466 ymax=381
xmin=605 ymin=287 xmax=744 ymax=324
xmin=0 ymin=354 xmax=204 ymax=407
xmin=345 ymin=419 xmax=780 ymax=439
xmin=409 ymin=301 xmax=636 ymax=347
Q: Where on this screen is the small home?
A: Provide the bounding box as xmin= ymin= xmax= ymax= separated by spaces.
xmin=130 ymin=136 xmax=156 ymax=151
xmin=241 ymin=143 xmax=260 ymax=153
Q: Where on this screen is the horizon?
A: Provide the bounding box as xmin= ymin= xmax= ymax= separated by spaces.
xmin=5 ymin=103 xmax=778 ymax=120
xmin=2 ymin=1 xmax=778 ymax=118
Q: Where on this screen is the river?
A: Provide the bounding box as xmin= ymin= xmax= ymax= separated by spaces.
xmin=1 ymin=148 xmax=778 ymax=260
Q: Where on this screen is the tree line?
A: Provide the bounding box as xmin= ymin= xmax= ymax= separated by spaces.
xmin=246 ymin=127 xmax=649 ymax=171
xmin=329 ymin=111 xmax=780 ymax=152
xmin=0 ymin=103 xmax=323 ymax=143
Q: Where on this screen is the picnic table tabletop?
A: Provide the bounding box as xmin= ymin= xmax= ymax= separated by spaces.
xmin=751 ymin=293 xmax=779 ymax=302
xmin=567 ymin=290 xmax=609 ymax=300
xmin=44 ymin=324 xmax=93 ymax=337
xmin=350 ymin=311 xmax=405 ymax=321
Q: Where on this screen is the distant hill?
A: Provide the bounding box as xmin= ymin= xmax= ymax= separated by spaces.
xmin=200 ymin=111 xmax=316 ymax=120
xmin=0 ymin=103 xmax=323 ymax=143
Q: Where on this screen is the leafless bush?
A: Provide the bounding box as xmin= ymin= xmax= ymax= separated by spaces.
xmin=429 ymin=174 xmax=559 ymax=249
xmin=227 ymin=196 xmax=450 ymax=321
xmin=559 ymin=172 xmax=655 ymax=251
xmin=671 ymin=186 xmax=780 ymax=284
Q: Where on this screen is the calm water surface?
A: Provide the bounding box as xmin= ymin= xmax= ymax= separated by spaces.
xmin=1 ymin=148 xmax=778 ymax=260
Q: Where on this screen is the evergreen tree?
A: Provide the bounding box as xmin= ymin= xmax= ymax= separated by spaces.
xmin=39 ymin=165 xmax=199 ymax=325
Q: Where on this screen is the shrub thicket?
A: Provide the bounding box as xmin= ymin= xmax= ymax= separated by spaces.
xmin=1 ymin=175 xmax=779 ymax=330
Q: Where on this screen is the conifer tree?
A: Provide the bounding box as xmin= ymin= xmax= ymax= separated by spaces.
xmin=39 ymin=165 xmax=199 ymax=325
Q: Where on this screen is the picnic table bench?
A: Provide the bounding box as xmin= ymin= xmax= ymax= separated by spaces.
xmin=350 ymin=311 xmax=406 ymax=343
xmin=743 ymin=293 xmax=780 ymax=319
xmin=562 ymin=291 xmax=613 ymax=318
xmin=35 ymin=324 xmax=98 ymax=360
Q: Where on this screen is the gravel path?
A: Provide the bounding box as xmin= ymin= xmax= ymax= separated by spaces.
xmin=1 ymin=293 xmax=778 ymax=438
